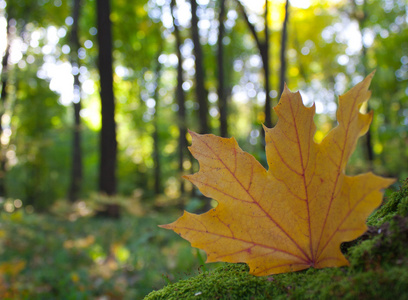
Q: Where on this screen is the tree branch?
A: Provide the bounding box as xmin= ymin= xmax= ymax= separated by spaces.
xmin=236 ymin=0 xmax=264 ymax=52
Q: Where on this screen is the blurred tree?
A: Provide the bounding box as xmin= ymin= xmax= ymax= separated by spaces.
xmin=10 ymin=66 xmax=68 ymax=210
xmin=190 ymin=0 xmax=210 ymax=134
xmin=152 ymin=49 xmax=163 ymax=195
xmin=0 ymin=16 xmax=11 ymax=197
xmin=96 ymin=0 xmax=119 ymax=217
xmin=236 ymin=0 xmax=272 ymax=128
xmin=0 ymin=0 xmax=406 ymax=212
xmin=350 ymin=0 xmax=374 ymax=170
xmin=68 ymin=0 xmax=83 ymax=202
xmin=278 ymin=0 xmax=289 ymax=97
xmin=2 ymin=0 xmax=71 ymax=209
xmin=217 ymin=0 xmax=227 ymax=137
xmin=361 ymin=0 xmax=408 ymax=177
xmin=171 ymin=0 xmax=188 ymax=195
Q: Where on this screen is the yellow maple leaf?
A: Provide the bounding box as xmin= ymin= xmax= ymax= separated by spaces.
xmin=161 ymin=73 xmax=395 ymax=276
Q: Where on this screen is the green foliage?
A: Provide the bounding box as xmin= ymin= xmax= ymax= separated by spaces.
xmin=7 ymin=0 xmax=68 ymax=28
xmin=6 ymin=69 xmax=69 ymax=209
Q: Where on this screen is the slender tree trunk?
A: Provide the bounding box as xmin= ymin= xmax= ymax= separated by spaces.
xmin=68 ymin=0 xmax=83 ymax=202
xmin=217 ymin=0 xmax=227 ymax=137
xmin=171 ymin=0 xmax=188 ymax=195
xmin=262 ymin=0 xmax=271 ymax=128
xmin=278 ymin=0 xmax=289 ymax=98
xmin=0 ymin=19 xmax=11 ymax=198
xmin=190 ymin=0 xmax=209 ymax=134
xmin=153 ymin=50 xmax=163 ymax=195
xmin=96 ymin=0 xmax=119 ymax=217
xmin=236 ymin=0 xmax=272 ymax=128
xmin=354 ymin=0 xmax=374 ymax=167
xmin=361 ymin=42 xmax=374 ymax=167
xmin=191 ymin=0 xmax=212 ymax=211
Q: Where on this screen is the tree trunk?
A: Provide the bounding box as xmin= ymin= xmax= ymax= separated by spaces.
xmin=262 ymin=0 xmax=272 ymax=128
xmin=68 ymin=0 xmax=83 ymax=202
xmin=361 ymin=40 xmax=374 ymax=166
xmin=96 ymin=0 xmax=119 ymax=217
xmin=191 ymin=0 xmax=212 ymax=211
xmin=236 ymin=0 xmax=272 ymax=128
xmin=278 ymin=0 xmax=289 ymax=98
xmin=190 ymin=0 xmax=209 ymax=134
xmin=0 ymin=19 xmax=10 ymax=198
xmin=171 ymin=0 xmax=188 ymax=195
xmin=217 ymin=0 xmax=227 ymax=137
xmin=354 ymin=0 xmax=374 ymax=168
xmin=153 ymin=50 xmax=163 ymax=195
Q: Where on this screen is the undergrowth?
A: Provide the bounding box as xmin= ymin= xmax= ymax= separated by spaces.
xmin=0 ymin=203 xmax=206 ymax=299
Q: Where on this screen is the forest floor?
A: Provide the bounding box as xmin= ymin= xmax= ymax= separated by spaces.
xmin=0 ymin=179 xmax=407 ymax=299
xmin=0 ymin=198 xmax=211 ymax=299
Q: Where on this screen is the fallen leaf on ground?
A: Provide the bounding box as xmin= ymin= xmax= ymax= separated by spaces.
xmin=161 ymin=72 xmax=395 ymax=276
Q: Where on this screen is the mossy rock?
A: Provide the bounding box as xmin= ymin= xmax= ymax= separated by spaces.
xmin=367 ymin=178 xmax=408 ymax=226
xmin=146 ymin=179 xmax=408 ymax=299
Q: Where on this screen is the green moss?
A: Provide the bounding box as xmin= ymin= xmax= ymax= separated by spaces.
xmin=348 ymin=216 xmax=408 ymax=272
xmin=146 ymin=254 xmax=408 ymax=299
xmin=145 ymin=263 xmax=286 ymax=299
xmin=146 ymin=180 xmax=408 ymax=299
xmin=368 ymin=178 xmax=408 ymax=226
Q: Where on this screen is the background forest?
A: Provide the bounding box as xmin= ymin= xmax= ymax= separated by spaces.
xmin=0 ymin=0 xmax=407 ymax=298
